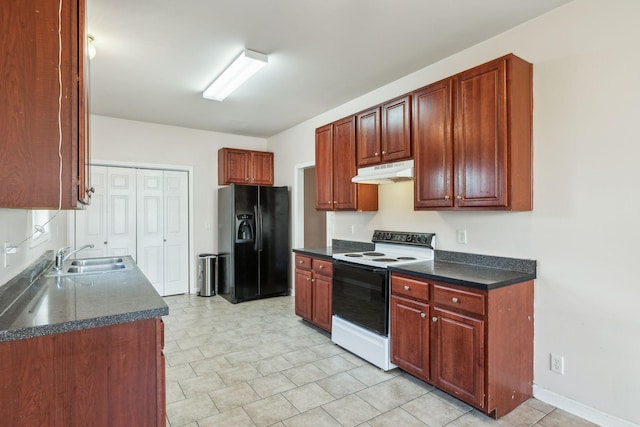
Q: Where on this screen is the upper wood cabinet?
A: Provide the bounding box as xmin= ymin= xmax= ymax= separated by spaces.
xmin=0 ymin=0 xmax=91 ymax=208
xmin=356 ymin=95 xmax=412 ymax=167
xmin=218 ymin=148 xmax=274 ymax=186
xmin=413 ymin=54 xmax=533 ymax=210
xmin=315 ymin=117 xmax=378 ymax=211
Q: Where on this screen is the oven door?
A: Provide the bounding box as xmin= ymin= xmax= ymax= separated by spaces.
xmin=332 ymin=260 xmax=389 ymax=336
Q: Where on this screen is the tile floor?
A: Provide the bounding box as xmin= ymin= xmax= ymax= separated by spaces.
xmin=162 ymin=294 xmax=598 ymax=427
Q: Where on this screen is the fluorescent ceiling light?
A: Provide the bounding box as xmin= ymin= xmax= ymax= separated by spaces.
xmin=203 ymin=49 xmax=268 ymax=101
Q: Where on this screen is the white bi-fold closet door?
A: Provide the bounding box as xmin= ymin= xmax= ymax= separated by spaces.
xmin=75 ymin=165 xmax=189 ymax=296
xmin=136 ymin=169 xmax=189 ymax=297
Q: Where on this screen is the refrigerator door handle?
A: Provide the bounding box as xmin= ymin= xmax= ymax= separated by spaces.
xmin=254 ymin=205 xmax=263 ymax=252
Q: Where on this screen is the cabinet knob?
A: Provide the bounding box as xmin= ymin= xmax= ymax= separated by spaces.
xmin=299 ymin=260 xmax=303 ymax=264
xmin=306 ymin=277 xmax=310 ymax=281
xmin=318 ymin=265 xmax=324 ymax=269
xmin=420 ymin=312 xmax=426 ymax=318
xmin=451 ymin=297 xmax=459 ymax=303
xmin=456 ymin=195 xmax=463 ymax=200
xmin=403 ymin=285 xmax=410 ymax=291
xmin=103 ymin=241 xmax=107 ymax=245
xmin=432 ymin=317 xmax=438 ymax=322
xmin=382 ymin=151 xmax=386 ymax=155
xmin=311 ymin=279 xmax=315 ymax=283
xmin=444 ymin=195 xmax=450 ymax=200
xmin=245 ymin=177 xmax=250 ymax=181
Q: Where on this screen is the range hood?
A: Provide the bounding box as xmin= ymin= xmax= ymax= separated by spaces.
xmin=351 ymin=159 xmax=414 ymax=184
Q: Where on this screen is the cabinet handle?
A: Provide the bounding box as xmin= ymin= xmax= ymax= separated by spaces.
xmin=420 ymin=312 xmax=426 ymax=318
xmin=451 ymin=297 xmax=459 ymax=303
xmin=403 ymin=285 xmax=410 ymax=291
xmin=432 ymin=317 xmax=438 ymax=322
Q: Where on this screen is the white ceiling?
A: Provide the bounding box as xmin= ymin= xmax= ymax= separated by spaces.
xmin=87 ymin=0 xmax=572 ymax=138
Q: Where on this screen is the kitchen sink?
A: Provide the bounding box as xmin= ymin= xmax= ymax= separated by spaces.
xmin=70 ymin=257 xmax=124 ymax=267
xmin=46 ymin=256 xmax=134 ymax=277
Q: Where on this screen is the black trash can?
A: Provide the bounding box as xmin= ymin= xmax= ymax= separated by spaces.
xmin=198 ymin=253 xmax=217 ymax=297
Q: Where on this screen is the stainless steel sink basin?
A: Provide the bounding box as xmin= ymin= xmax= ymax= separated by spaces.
xmin=70 ymin=257 xmax=124 ymax=267
xmin=66 ymin=263 xmax=127 ymax=273
xmin=46 ymin=256 xmax=134 ymax=277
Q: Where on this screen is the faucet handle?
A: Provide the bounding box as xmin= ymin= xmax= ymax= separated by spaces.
xmin=56 ymin=245 xmax=72 ymax=255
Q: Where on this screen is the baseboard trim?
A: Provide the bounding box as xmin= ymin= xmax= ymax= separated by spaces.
xmin=533 ymin=385 xmax=638 ymax=427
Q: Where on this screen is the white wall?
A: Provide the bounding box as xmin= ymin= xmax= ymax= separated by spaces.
xmin=90 ymin=115 xmax=268 ymax=280
xmin=269 ymin=1 xmax=640 ymax=425
xmin=0 ymin=209 xmax=68 ymax=285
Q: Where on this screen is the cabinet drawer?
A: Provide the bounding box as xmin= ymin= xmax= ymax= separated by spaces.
xmin=295 ymin=255 xmax=311 ymax=270
xmin=433 ymin=284 xmax=485 ymax=316
xmin=391 ymin=275 xmax=429 ymax=301
xmin=312 ymin=258 xmax=333 ymax=276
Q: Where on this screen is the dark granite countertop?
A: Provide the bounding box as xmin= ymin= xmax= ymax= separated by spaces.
xmin=0 ymin=252 xmax=168 ymax=342
xmin=293 ymin=243 xmax=536 ymax=291
xmin=389 ymin=260 xmax=535 ymax=290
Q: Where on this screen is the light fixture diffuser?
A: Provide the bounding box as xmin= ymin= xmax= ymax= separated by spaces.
xmin=203 ymin=49 xmax=268 ymax=101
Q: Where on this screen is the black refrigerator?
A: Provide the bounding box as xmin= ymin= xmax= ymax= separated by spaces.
xmin=217 ymin=184 xmax=290 ymax=303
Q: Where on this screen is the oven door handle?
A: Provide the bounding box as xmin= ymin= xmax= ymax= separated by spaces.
xmin=333 ymin=260 xmax=387 ymax=275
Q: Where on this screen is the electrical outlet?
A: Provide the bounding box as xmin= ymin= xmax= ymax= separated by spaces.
xmin=550 ymin=353 xmax=565 ymax=374
xmin=457 ymin=229 xmax=467 ymax=244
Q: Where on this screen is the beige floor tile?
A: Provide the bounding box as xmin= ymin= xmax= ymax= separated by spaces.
xmin=314 ymin=354 xmax=359 ymax=376
xmin=366 ymin=407 xmax=428 ymax=426
xmin=323 ymin=394 xmax=381 ymax=426
xmin=163 ymin=340 xmax=182 ymax=354
xmin=217 ymin=364 xmax=263 ymax=385
xmin=283 ymin=348 xmax=323 ymax=366
xmin=248 ymin=372 xmax=297 ymax=398
xmin=348 ymin=364 xmax=399 ymax=386
xmin=166 ymin=380 xmax=185 ymax=404
xmin=198 ymin=406 xmax=256 ymax=427
xmin=209 ymin=382 xmax=261 ymax=412
xmin=356 ymin=375 xmax=429 ymax=413
xmin=309 ymin=341 xmax=346 ymax=358
xmin=166 ymin=393 xmax=219 ymax=426
xmin=255 ymin=355 xmax=295 ymax=375
xmin=164 ymin=347 xmax=205 ymax=367
xmin=316 ymin=372 xmax=367 ymax=399
xmin=224 ymin=349 xmax=263 ymax=366
xmin=496 ymin=402 xmax=546 ymax=427
xmin=282 ymin=382 xmax=336 ymax=412
xmin=536 ymin=409 xmax=600 ymax=427
xmin=243 ymin=394 xmax=300 ymax=427
xmin=283 ymin=362 xmax=329 ymax=386
xmin=524 ymin=398 xmax=556 ymax=415
xmin=178 ymin=373 xmax=226 ymax=398
xmin=402 ymin=392 xmax=466 ymax=426
xmin=189 ymin=355 xmax=233 ymax=376
xmin=165 ymin=363 xmax=197 ymax=382
xmin=283 ymin=407 xmax=342 ymax=427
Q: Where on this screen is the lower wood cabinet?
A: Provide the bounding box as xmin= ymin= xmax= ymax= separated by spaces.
xmin=390 ymin=273 xmax=533 ymax=418
xmin=0 ymin=318 xmax=166 ymax=426
xmin=294 ymin=254 xmax=332 ymax=332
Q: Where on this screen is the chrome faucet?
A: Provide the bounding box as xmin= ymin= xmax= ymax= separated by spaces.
xmin=54 ymin=244 xmax=94 ymax=270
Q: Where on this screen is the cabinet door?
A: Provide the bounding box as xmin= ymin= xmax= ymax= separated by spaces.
xmin=432 ymin=307 xmax=485 ymax=409
xmin=294 ymin=268 xmax=313 ymax=321
xmin=315 ymin=125 xmax=334 ymax=210
xmin=0 ymin=0 xmax=88 ymax=209
xmin=381 ymin=95 xmax=412 ymax=162
xmin=312 ymin=274 xmax=332 ymax=332
xmin=454 ymin=58 xmax=508 ymax=207
xmin=220 ymin=149 xmax=250 ymax=184
xmin=251 ymin=151 xmax=274 ymax=185
xmin=413 ymin=79 xmax=454 ymax=209
xmin=332 ymin=116 xmax=358 ymax=210
xmin=391 ymin=295 xmax=430 ymax=380
xmin=356 ymin=107 xmax=381 ymax=166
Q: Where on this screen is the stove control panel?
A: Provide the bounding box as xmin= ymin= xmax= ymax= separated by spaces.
xmin=371 ymin=230 xmax=435 ymax=248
